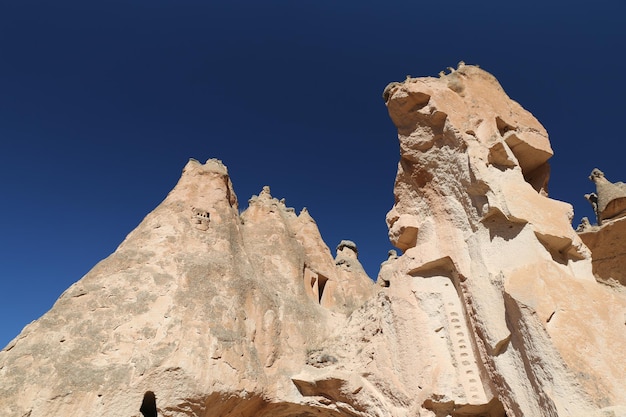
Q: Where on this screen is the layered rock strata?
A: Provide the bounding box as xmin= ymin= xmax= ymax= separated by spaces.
xmin=1 ymin=65 xmax=625 ymax=417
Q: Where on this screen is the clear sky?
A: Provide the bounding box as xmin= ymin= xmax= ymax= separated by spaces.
xmin=1 ymin=1 xmax=624 ymax=349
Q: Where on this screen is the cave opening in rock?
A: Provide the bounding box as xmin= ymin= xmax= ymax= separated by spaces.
xmin=317 ymin=274 xmax=328 ymax=303
xmin=140 ymin=391 xmax=157 ymax=417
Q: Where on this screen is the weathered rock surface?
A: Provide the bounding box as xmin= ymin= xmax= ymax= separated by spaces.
xmin=578 ymin=169 xmax=626 ymax=286
xmin=376 ymin=63 xmax=626 ymax=416
xmin=0 ymin=159 xmax=375 ymax=417
xmin=1 ymin=65 xmax=625 ymax=417
xmin=588 ymin=168 xmax=626 ymax=225
xmin=579 ymin=216 xmax=626 ymax=286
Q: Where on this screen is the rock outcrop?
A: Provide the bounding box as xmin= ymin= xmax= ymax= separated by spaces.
xmin=1 ymin=65 xmax=625 ymax=417
xmin=0 ymin=159 xmax=375 ymax=417
xmin=579 ymin=216 xmax=626 ymax=286
xmin=578 ymin=168 xmax=626 ymax=286
xmin=375 ymin=64 xmax=626 ymax=416
xmin=588 ymin=168 xmax=626 ymax=225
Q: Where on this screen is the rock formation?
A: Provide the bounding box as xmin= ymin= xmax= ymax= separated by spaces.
xmin=1 ymin=65 xmax=625 ymax=417
xmin=376 ymin=250 xmax=398 ymax=288
xmin=376 ymin=64 xmax=626 ymax=416
xmin=578 ymin=168 xmax=626 ymax=286
xmin=579 ymin=216 xmax=626 ymax=287
xmin=588 ymin=168 xmax=626 ymax=225
xmin=0 ymin=159 xmax=375 ymax=417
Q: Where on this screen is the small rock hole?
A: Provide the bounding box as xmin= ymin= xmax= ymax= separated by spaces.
xmin=140 ymin=391 xmax=157 ymax=417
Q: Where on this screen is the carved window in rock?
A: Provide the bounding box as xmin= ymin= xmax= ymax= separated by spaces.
xmin=191 ymin=207 xmax=210 ymax=231
xmin=303 ymin=267 xmax=328 ymax=304
xmin=317 ymin=275 xmax=328 ymax=304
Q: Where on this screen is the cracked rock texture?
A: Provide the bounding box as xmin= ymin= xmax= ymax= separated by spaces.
xmin=379 ymin=64 xmax=626 ymax=416
xmin=1 ymin=65 xmax=625 ymax=417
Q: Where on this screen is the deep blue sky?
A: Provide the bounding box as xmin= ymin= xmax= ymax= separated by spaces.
xmin=1 ymin=1 xmax=624 ymax=348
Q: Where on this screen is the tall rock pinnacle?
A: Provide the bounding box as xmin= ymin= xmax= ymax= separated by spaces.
xmin=0 ymin=158 xmax=374 ymax=417
xmin=1 ymin=66 xmax=625 ymax=417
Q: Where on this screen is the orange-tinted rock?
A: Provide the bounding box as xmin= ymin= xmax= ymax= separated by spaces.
xmin=380 ymin=64 xmax=626 ymax=416
xmin=0 ymin=159 xmax=374 ymax=417
xmin=2 ymin=65 xmax=625 ymax=417
xmin=579 ymin=216 xmax=626 ymax=286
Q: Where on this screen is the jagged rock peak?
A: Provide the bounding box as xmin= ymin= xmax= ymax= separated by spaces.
xmin=0 ymin=157 xmax=375 ymax=417
xmin=246 ymin=186 xmax=297 ymax=216
xmin=298 ymin=207 xmax=312 ymax=219
xmin=375 ymin=250 xmax=397 ymax=288
xmin=173 ymin=156 xmax=239 ymax=214
xmin=334 ymin=240 xmax=359 ymax=269
xmin=186 ymin=157 xmax=229 ymax=174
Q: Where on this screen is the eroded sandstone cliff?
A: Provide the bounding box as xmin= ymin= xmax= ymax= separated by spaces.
xmin=376 ymin=64 xmax=626 ymax=416
xmin=1 ymin=65 xmax=625 ymax=417
xmin=0 ymin=159 xmax=375 ymax=417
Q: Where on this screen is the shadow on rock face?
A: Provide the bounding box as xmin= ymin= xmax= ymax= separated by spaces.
xmin=140 ymin=391 xmax=157 ymax=417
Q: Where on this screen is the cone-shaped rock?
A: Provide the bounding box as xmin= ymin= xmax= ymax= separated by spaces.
xmin=0 ymin=158 xmax=374 ymax=417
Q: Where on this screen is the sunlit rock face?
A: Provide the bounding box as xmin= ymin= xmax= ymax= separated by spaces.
xmin=579 ymin=216 xmax=626 ymax=286
xmin=378 ymin=64 xmax=626 ymax=416
xmin=2 ymin=66 xmax=626 ymax=417
xmin=0 ymin=159 xmax=375 ymax=417
xmin=579 ymin=168 xmax=626 ymax=287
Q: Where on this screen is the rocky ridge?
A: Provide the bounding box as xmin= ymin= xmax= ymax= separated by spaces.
xmin=1 ymin=65 xmax=625 ymax=417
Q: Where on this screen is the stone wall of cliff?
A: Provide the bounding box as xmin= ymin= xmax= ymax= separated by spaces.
xmin=1 ymin=65 xmax=625 ymax=417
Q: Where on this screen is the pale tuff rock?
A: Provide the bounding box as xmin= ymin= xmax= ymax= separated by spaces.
xmin=336 ymin=239 xmax=358 ymax=257
xmin=331 ymin=240 xmax=375 ymax=313
xmin=588 ymin=168 xmax=626 ymax=225
xmin=376 ymin=250 xmax=398 ymax=287
xmin=578 ymin=169 xmax=626 ymax=286
xmin=334 ymin=240 xmax=359 ymax=269
xmin=242 ymin=186 xmax=374 ymax=314
xmin=379 ymin=63 xmax=626 ymax=416
xmin=2 ymin=66 xmax=626 ymax=417
xmin=576 ymin=216 xmax=593 ymax=233
xmin=0 ymin=158 xmax=374 ymax=417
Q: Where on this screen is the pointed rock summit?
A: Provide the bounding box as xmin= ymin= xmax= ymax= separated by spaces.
xmin=2 ymin=65 xmax=626 ymax=417
xmin=0 ymin=158 xmax=374 ymax=417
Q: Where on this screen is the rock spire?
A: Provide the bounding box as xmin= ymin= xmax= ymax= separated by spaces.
xmin=1 ymin=66 xmax=625 ymax=417
xmin=578 ymin=168 xmax=626 ymax=287
xmin=0 ymin=158 xmax=374 ymax=417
